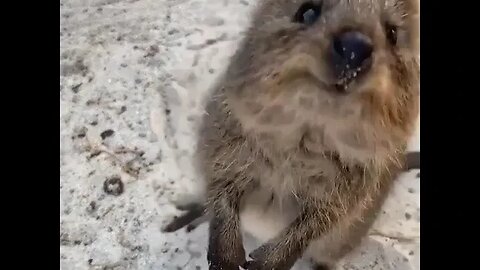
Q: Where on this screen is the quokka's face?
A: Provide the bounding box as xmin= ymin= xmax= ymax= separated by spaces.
xmin=225 ymin=0 xmax=419 ymax=163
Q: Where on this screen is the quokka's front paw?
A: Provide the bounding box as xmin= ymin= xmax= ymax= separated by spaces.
xmin=244 ymin=242 xmax=297 ymax=270
xmin=207 ymin=244 xmax=246 ymax=270
xmin=162 ymin=203 xmax=205 ymax=232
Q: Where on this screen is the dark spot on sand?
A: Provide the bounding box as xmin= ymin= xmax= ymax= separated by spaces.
xmin=61 ymin=59 xmax=89 ymax=77
xmin=86 ymin=98 xmax=99 ymax=106
xmin=103 ymin=177 xmax=124 ymax=196
xmin=86 ymin=201 xmax=97 ymax=213
xmin=144 ymin=45 xmax=159 ymax=58
xmin=71 ymin=83 xmax=82 ymax=93
xmin=100 ymin=129 xmax=115 ymax=140
xmin=119 ymin=106 xmax=127 ymax=115
xmin=88 ymin=151 xmax=101 ymax=159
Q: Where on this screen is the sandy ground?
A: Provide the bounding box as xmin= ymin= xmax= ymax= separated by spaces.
xmin=60 ymin=1 xmax=420 ymax=269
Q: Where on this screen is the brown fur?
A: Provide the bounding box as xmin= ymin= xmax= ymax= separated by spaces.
xmin=166 ymin=0 xmax=419 ymax=269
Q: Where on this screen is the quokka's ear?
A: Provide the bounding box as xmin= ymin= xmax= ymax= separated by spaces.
xmin=401 ymin=0 xmax=420 ymax=54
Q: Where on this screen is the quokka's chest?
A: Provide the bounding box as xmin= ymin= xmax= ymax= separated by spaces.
xmin=247 ymin=154 xmax=341 ymax=200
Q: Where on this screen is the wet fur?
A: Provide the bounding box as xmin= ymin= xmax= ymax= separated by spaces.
xmin=165 ymin=0 xmax=419 ymax=269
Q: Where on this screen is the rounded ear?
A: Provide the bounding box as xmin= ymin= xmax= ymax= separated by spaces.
xmin=404 ymin=0 xmax=420 ymax=54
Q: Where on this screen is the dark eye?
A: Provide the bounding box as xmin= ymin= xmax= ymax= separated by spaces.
xmin=385 ymin=23 xmax=398 ymax=45
xmin=293 ymin=2 xmax=322 ymax=25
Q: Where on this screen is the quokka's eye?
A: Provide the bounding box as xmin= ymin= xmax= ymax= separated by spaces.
xmin=293 ymin=2 xmax=322 ymax=26
xmin=385 ymin=23 xmax=398 ymax=46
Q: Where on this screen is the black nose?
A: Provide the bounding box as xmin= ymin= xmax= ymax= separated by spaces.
xmin=331 ymin=31 xmax=373 ymax=78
